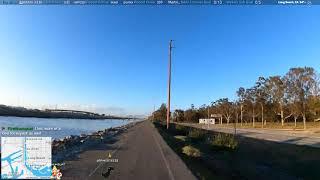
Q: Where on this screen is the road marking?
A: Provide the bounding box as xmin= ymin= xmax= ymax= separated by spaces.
xmin=151 ymin=126 xmax=175 ymax=180
xmin=88 ymin=134 xmax=128 ymax=177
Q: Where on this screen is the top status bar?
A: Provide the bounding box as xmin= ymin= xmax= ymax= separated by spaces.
xmin=0 ymin=0 xmax=319 ymax=5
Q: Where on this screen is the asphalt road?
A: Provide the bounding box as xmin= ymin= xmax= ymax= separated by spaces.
xmin=180 ymin=123 xmax=320 ymax=148
xmin=62 ymin=121 xmax=196 ymax=180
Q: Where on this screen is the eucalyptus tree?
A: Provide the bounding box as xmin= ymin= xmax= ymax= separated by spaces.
xmin=255 ymin=77 xmax=268 ymax=128
xmin=307 ymin=74 xmax=320 ymax=121
xmin=236 ymin=87 xmax=246 ymax=126
xmin=289 ymin=102 xmax=301 ymax=127
xmin=152 ymin=103 xmax=167 ymax=122
xmin=308 ymin=95 xmax=320 ymax=122
xmin=214 ymin=98 xmax=234 ymax=124
xmin=245 ymin=87 xmax=259 ymax=127
xmin=184 ymin=104 xmax=200 ymax=123
xmin=265 ymin=76 xmax=291 ymax=127
xmin=198 ymin=104 xmax=209 ymax=119
xmin=234 ymin=100 xmax=241 ymax=125
xmin=285 ymin=67 xmax=318 ymax=129
xmin=173 ymin=109 xmax=185 ymax=122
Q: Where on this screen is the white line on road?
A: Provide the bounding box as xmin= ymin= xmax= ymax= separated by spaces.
xmin=152 ymin=127 xmax=175 ymax=180
xmin=88 ymin=134 xmax=128 ymax=177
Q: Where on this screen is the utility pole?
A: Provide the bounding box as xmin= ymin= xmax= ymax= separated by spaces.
xmin=207 ymin=107 xmax=210 ymax=129
xmin=153 ymin=104 xmax=155 ymax=121
xmin=167 ymin=40 xmax=173 ymax=129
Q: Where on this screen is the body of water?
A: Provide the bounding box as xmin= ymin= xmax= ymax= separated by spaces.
xmin=0 ymin=116 xmax=131 ymax=139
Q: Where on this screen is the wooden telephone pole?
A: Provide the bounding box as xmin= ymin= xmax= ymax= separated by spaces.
xmin=167 ymin=40 xmax=173 ymax=129
xmin=153 ymin=104 xmax=155 ymax=121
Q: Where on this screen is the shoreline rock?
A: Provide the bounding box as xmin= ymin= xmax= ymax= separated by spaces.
xmin=52 ymin=121 xmax=140 ymax=163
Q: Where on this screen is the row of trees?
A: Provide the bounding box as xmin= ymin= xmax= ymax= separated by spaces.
xmin=151 ymin=67 xmax=320 ymax=129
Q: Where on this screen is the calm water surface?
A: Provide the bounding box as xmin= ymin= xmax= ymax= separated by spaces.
xmin=0 ymin=116 xmax=131 ymax=139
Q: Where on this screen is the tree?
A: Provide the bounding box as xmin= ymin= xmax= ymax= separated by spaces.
xmin=307 ymin=75 xmax=320 ymax=121
xmin=265 ymin=76 xmax=291 ymax=127
xmin=285 ymin=67 xmax=318 ymax=129
xmin=173 ymin=109 xmax=184 ymax=122
xmin=191 ymin=104 xmax=195 ymax=110
xmin=255 ymin=77 xmax=268 ymax=128
xmin=198 ymin=104 xmax=209 ymax=119
xmin=245 ymin=87 xmax=259 ymax=127
xmin=150 ymin=67 xmax=320 ymax=130
xmin=214 ymin=98 xmax=234 ymax=125
xmin=184 ymin=104 xmax=200 ymax=123
xmin=236 ymin=87 xmax=246 ymax=126
xmin=152 ymin=103 xmax=167 ymax=122
xmin=288 ymin=102 xmax=300 ymax=127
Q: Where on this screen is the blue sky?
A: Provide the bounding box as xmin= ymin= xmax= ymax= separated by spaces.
xmin=0 ymin=6 xmax=319 ymax=116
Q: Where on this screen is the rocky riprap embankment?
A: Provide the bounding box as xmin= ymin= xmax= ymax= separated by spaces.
xmin=52 ymin=122 xmax=139 ymax=162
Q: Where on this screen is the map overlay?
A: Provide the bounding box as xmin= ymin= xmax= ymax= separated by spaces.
xmin=1 ymin=137 xmax=52 ymax=179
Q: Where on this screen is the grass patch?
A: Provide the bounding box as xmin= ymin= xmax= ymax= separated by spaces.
xmin=182 ymin=145 xmax=201 ymax=157
xmin=188 ymin=128 xmax=206 ymax=141
xmin=175 ymin=124 xmax=189 ymax=135
xmin=174 ymin=135 xmax=187 ymax=142
xmin=154 ymin=122 xmax=221 ymax=179
xmin=210 ymin=133 xmax=238 ymax=150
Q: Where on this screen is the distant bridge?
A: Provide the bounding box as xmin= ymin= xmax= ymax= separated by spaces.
xmin=45 ymin=109 xmax=141 ymax=120
xmin=45 ymin=109 xmax=101 ymax=116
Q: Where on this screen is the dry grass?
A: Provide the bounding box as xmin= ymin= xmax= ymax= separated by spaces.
xmin=182 ymin=145 xmax=201 ymax=157
xmin=215 ymin=122 xmax=320 ymax=130
xmin=174 ymin=135 xmax=187 ymax=141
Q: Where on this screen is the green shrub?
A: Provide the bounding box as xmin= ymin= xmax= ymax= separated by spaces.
xmin=175 ymin=124 xmax=188 ymax=135
xmin=211 ymin=133 xmax=238 ymax=150
xmin=175 ymin=124 xmax=186 ymax=131
xmin=188 ymin=128 xmax=206 ymax=140
xmin=182 ymin=145 xmax=201 ymax=157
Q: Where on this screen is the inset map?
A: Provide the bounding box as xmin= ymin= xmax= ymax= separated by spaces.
xmin=1 ymin=137 xmax=52 ymax=179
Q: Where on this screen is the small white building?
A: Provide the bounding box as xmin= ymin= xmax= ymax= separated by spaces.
xmin=199 ymin=114 xmax=223 ymax=125
xmin=199 ymin=118 xmax=215 ymax=124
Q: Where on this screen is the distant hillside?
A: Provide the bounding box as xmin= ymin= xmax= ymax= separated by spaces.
xmin=0 ymin=105 xmax=126 ymax=119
